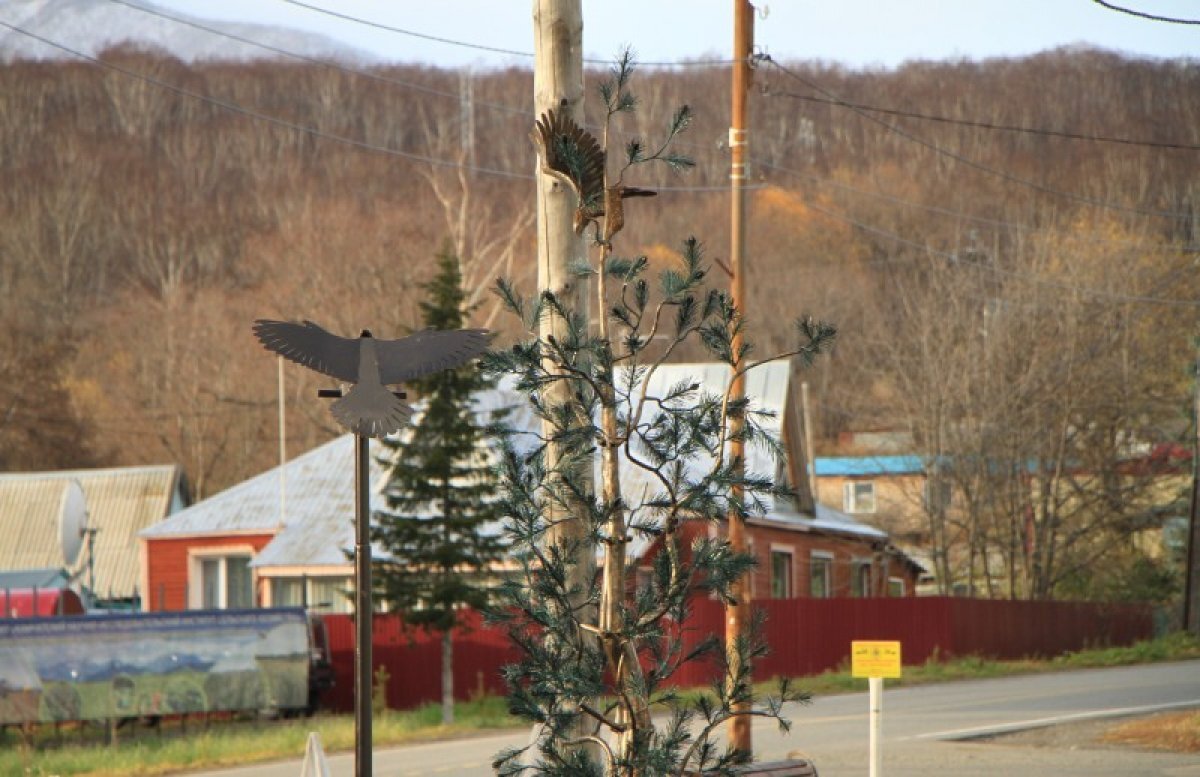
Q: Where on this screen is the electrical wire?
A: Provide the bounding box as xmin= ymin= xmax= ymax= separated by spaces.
xmin=96 ymin=0 xmax=1200 ymax=247
xmin=21 ymin=6 xmax=742 ymax=195
xmin=764 ymin=89 xmax=1200 ymax=152
xmin=0 ymin=20 xmax=535 ymax=180
xmin=1091 ymin=0 xmax=1200 ymax=24
xmin=761 ymin=55 xmax=1192 ymax=221
xmin=277 ymin=0 xmax=738 ymax=68
xmin=755 ymin=158 xmax=1200 ymax=253
xmin=106 ymin=0 xmax=529 ymax=117
xmin=113 ymin=0 xmax=1200 ymax=254
xmin=2 ymin=17 xmax=1192 ymax=306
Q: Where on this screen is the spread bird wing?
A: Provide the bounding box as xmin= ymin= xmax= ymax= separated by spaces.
xmin=376 ymin=328 xmax=490 ymax=384
xmin=252 ymin=319 xmax=360 ymax=383
xmin=531 ymin=109 xmax=606 ymax=210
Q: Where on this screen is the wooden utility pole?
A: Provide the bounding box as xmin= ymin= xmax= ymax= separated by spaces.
xmin=727 ymin=0 xmax=754 ymax=756
xmin=1184 ymin=353 xmax=1200 ymax=635
xmin=531 ymin=0 xmax=600 ymax=764
xmin=532 ymin=0 xmax=589 ymax=611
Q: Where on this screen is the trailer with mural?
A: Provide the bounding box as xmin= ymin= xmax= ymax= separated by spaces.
xmin=0 ymin=607 xmax=333 ymax=725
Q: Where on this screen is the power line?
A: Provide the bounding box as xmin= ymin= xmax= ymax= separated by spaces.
xmin=1092 ymin=0 xmax=1200 ymax=24
xmin=761 ymin=55 xmax=1192 ymax=221
xmin=0 ymin=20 xmax=534 ymax=180
xmin=277 ymin=0 xmax=737 ymax=68
xmin=24 ymin=7 xmax=738 ymax=196
xmin=106 ymin=0 xmax=528 ymax=117
xmin=764 ymin=89 xmax=1200 ymax=152
xmin=756 ymin=159 xmax=1199 ymax=253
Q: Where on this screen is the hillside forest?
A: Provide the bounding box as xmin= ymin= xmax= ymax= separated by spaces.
xmin=1 ymin=43 xmax=1198 ymax=599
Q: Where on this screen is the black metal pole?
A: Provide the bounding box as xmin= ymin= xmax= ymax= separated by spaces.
xmin=354 ymin=432 xmax=373 ymax=776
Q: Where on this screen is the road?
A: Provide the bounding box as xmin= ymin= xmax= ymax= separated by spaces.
xmin=193 ymin=660 xmax=1200 ymax=777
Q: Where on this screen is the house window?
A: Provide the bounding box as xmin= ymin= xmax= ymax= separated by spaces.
xmin=196 ymin=554 xmax=253 ymax=609
xmin=770 ymin=550 xmax=793 ymax=599
xmin=810 ymin=553 xmax=832 ymax=598
xmin=842 ymin=481 xmax=876 ymax=514
xmin=851 ymin=561 xmax=872 ymax=597
xmin=887 ymin=577 xmax=906 ymax=597
xmin=270 ymin=576 xmax=352 ymax=614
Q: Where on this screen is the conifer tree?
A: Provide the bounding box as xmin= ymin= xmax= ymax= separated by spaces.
xmin=484 ymin=55 xmax=835 ymax=775
xmin=371 ymin=247 xmax=505 ymax=725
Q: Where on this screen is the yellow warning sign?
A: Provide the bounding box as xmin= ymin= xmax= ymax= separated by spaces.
xmin=851 ymin=641 xmax=902 ymax=678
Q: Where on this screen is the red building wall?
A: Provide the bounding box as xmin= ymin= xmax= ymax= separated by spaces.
xmin=643 ymin=521 xmax=918 ymax=601
xmin=143 ymin=534 xmax=274 ymax=611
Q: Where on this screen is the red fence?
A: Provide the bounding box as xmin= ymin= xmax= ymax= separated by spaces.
xmin=321 ymin=597 xmax=1153 ymax=713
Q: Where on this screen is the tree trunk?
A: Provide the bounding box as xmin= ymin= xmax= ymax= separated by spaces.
xmin=441 ymin=629 xmax=454 ymax=726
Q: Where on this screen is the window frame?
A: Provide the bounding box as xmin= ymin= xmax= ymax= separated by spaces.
xmin=809 ymin=552 xmax=833 ymax=598
xmin=842 ymin=480 xmax=877 ymax=514
xmin=850 ymin=558 xmax=872 ymax=597
xmin=769 ymin=546 xmax=794 ymax=599
xmin=187 ymin=546 xmax=256 ymax=610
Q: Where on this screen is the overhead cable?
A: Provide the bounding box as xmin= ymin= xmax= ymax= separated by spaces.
xmin=762 ymin=55 xmax=1191 ymax=220
xmin=1091 ymin=0 xmax=1200 ymax=24
xmin=277 ymin=0 xmax=737 ymax=67
xmin=765 ymin=89 xmax=1200 ymax=152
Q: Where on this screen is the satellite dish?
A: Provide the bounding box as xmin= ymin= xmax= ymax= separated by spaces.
xmin=59 ymin=480 xmax=88 ymax=567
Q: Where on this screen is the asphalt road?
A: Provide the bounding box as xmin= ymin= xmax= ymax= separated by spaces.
xmin=191 ymin=660 xmax=1200 ymax=777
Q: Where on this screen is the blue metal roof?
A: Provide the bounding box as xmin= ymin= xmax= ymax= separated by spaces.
xmin=813 ymin=455 xmax=924 ymax=476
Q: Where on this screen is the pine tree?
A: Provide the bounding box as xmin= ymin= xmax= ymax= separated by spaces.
xmin=483 ymin=54 xmax=836 ymax=775
xmin=371 ymin=247 xmax=505 ymax=725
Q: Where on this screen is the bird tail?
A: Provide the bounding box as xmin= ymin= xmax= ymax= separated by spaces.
xmin=331 ymin=383 xmax=413 ymax=438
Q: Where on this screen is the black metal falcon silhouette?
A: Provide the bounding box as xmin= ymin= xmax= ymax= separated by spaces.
xmin=531 ymin=107 xmax=656 ymax=244
xmin=253 ymin=319 xmax=489 ymax=438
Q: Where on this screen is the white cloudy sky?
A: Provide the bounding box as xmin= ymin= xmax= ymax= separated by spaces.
xmin=154 ymin=0 xmax=1197 ymax=69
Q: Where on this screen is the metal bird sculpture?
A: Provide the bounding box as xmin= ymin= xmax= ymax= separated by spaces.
xmin=531 ymin=108 xmax=656 ymax=243
xmin=253 ymin=319 xmax=489 ymax=438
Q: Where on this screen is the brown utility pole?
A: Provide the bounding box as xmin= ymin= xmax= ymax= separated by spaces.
xmin=1184 ymin=353 xmax=1200 ymax=635
xmin=727 ymin=0 xmax=754 ymax=756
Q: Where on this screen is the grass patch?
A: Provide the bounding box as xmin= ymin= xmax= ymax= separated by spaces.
xmin=1101 ymin=710 xmax=1200 ymax=752
xmin=760 ymin=631 xmax=1200 ymax=698
xmin=0 ymin=695 xmax=520 ymax=777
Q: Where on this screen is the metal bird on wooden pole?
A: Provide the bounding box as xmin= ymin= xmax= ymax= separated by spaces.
xmin=253 ymin=319 xmax=489 ymax=438
xmin=253 ymin=317 xmax=489 ymax=777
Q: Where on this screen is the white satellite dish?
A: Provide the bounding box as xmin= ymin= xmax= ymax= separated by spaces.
xmin=58 ymin=480 xmax=88 ymax=567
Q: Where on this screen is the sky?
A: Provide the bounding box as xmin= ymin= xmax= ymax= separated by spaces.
xmin=153 ymin=0 xmax=1198 ymax=70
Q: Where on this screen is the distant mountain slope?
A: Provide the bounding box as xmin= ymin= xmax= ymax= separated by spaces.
xmin=0 ymin=0 xmax=376 ymax=63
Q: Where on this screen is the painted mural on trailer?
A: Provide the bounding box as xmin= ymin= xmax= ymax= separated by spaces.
xmin=0 ymin=608 xmax=309 ymax=724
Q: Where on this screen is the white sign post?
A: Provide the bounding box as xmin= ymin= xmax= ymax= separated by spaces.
xmin=851 ymin=641 xmax=902 ymax=777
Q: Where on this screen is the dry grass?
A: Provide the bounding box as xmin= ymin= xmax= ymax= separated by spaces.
xmin=1101 ymin=711 xmax=1200 ymax=753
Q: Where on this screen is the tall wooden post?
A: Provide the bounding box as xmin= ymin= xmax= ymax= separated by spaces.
xmin=353 ymin=433 xmax=372 ymax=777
xmin=531 ymin=0 xmax=599 ymax=765
xmin=726 ymin=0 xmax=754 ymax=756
xmin=1184 ymin=354 xmax=1200 ymax=635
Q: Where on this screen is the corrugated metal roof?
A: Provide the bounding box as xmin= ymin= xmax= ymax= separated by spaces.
xmin=0 ymin=465 xmax=183 ymax=599
xmin=150 ymin=363 xmax=888 ymax=569
xmin=616 ymin=361 xmax=791 ymax=526
xmin=814 ymin=455 xmax=925 ymax=476
xmin=141 ymin=434 xmax=377 ymax=567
